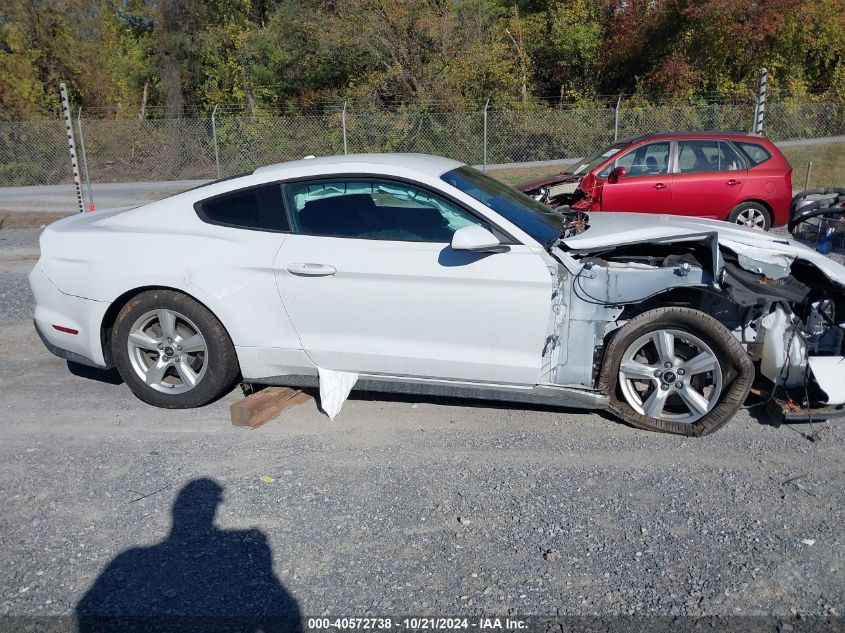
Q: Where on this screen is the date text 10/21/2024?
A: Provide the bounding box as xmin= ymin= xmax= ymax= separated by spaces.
xmin=306 ymin=618 xmax=527 ymax=630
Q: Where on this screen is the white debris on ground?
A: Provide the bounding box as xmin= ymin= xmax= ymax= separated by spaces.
xmin=317 ymin=367 xmax=359 ymax=420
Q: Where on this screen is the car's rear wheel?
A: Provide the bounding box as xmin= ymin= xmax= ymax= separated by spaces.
xmin=728 ymin=201 xmax=771 ymax=230
xmin=111 ymin=289 xmax=239 ymax=408
xmin=598 ymin=307 xmax=753 ymax=436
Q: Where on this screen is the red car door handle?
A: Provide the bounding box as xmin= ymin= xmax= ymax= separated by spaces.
xmin=653 ymin=183 xmax=668 ymax=190
xmin=726 ymin=179 xmax=741 ymax=186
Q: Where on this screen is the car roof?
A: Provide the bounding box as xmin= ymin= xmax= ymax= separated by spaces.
xmin=253 ymin=153 xmax=465 ymax=178
xmin=618 ymin=131 xmax=769 ymax=144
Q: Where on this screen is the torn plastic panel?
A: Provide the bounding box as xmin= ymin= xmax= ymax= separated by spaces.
xmin=725 ymin=241 xmax=794 ymax=279
xmin=807 ymin=357 xmax=845 ymax=405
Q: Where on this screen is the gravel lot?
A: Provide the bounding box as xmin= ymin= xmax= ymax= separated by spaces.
xmin=1 ymin=228 xmax=844 ymax=625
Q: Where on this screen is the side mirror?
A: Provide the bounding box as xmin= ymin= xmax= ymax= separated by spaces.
xmin=451 ymin=225 xmax=509 ymax=253
xmin=607 ymin=166 xmax=627 ymax=184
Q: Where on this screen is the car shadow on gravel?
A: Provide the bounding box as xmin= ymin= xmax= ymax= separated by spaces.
xmin=67 ymin=361 xmax=124 ymax=386
xmin=350 ymin=389 xmax=556 ymax=411
xmin=75 ymin=478 xmax=301 ymax=633
xmin=349 ymin=389 xmax=621 ymax=419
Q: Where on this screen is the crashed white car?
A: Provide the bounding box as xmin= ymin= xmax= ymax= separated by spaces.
xmin=30 ymin=154 xmax=845 ymax=435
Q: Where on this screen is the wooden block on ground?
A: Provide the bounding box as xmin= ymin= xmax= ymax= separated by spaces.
xmin=230 ymin=387 xmax=313 ymax=429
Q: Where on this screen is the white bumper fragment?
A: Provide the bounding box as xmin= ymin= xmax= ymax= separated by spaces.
xmin=808 ymin=356 xmax=845 ymax=405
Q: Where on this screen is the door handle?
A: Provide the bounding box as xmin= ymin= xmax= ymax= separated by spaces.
xmin=725 ymin=179 xmax=741 ymax=186
xmin=653 ymin=183 xmax=668 ymax=190
xmin=286 ymin=263 xmax=337 ymax=277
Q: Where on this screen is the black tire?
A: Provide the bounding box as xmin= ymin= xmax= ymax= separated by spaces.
xmin=111 ymin=289 xmax=239 ymax=408
xmin=598 ymin=307 xmax=753 ymax=436
xmin=728 ymin=201 xmax=772 ymax=230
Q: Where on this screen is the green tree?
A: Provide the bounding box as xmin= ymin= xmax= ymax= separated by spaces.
xmin=0 ymin=0 xmax=103 ymax=118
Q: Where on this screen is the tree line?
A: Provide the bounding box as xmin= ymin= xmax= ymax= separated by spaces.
xmin=1 ymin=0 xmax=843 ymax=120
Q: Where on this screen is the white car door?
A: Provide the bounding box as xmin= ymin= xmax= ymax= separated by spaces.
xmin=273 ymin=177 xmax=552 ymax=385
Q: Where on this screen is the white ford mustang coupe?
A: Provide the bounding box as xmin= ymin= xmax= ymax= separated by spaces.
xmin=31 ymin=154 xmax=845 ymax=435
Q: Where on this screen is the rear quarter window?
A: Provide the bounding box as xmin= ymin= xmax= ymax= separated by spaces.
xmin=736 ymin=142 xmax=772 ymax=165
xmin=196 ymin=183 xmax=290 ymax=232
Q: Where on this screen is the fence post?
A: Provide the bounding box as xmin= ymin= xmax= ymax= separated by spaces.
xmin=482 ymin=98 xmax=490 ymax=171
xmin=342 ymin=101 xmax=348 ymax=155
xmin=76 ymin=107 xmax=95 ymax=211
xmin=59 ymin=83 xmax=85 ymax=214
xmin=614 ymin=94 xmax=622 ymax=141
xmin=753 ymin=68 xmax=768 ymax=134
xmin=211 ymin=105 xmax=221 ymax=179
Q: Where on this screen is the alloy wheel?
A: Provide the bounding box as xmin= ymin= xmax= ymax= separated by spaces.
xmin=735 ymin=207 xmax=767 ymax=229
xmin=126 ymin=309 xmax=208 ymax=394
xmin=618 ymin=329 xmax=723 ymax=424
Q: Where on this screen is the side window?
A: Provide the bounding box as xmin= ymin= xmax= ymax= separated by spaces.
xmin=197 ymin=183 xmax=289 ymax=231
xmin=736 ymin=142 xmax=772 ymax=165
xmin=677 ymin=140 xmax=743 ymax=173
xmin=718 ymin=141 xmax=745 ymax=171
xmin=611 ymin=149 xmax=639 ymax=175
xmin=606 ymin=142 xmax=670 ymax=177
xmin=285 ymin=179 xmax=486 ymax=242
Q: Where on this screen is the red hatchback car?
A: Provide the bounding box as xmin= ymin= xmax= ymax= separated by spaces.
xmin=516 ymin=132 xmax=793 ymax=230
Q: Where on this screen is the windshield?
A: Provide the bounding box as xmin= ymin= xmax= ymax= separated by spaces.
xmin=441 ymin=166 xmax=565 ymax=246
xmin=571 ymin=142 xmax=627 ymax=175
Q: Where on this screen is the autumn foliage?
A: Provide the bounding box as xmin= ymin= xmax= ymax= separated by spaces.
xmin=1 ymin=0 xmax=843 ymax=119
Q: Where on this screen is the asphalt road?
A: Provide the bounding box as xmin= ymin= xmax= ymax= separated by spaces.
xmin=0 ymin=181 xmax=207 ymax=215
xmin=1 ymin=228 xmax=844 ymax=624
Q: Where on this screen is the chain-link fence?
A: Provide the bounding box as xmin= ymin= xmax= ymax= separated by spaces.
xmin=0 ymin=120 xmax=75 ymax=186
xmin=1 ymin=100 xmax=843 ymax=187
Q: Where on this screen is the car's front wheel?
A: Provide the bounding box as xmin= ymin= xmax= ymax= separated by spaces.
xmin=598 ymin=307 xmax=753 ymax=436
xmin=111 ymin=289 xmax=239 ymax=408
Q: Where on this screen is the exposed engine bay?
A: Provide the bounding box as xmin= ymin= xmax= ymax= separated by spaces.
xmin=526 ymin=178 xmax=587 ymax=208
xmin=543 ymin=212 xmax=845 ymax=423
xmin=558 ymin=209 xmax=591 ymax=238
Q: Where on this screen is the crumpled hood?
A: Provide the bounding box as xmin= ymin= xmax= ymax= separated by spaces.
xmin=561 ymin=212 xmax=845 ymax=287
xmin=516 ymin=172 xmax=581 ymax=192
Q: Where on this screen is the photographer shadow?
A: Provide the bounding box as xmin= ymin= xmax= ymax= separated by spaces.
xmin=76 ymin=478 xmax=301 ymax=633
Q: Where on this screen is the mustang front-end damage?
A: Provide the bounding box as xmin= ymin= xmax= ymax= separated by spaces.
xmin=543 ymin=213 xmax=845 ymax=433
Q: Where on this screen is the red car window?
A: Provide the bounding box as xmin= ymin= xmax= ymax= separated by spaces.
xmin=677 ymin=140 xmax=743 ymax=173
xmin=735 ymin=141 xmax=772 ymax=165
xmin=599 ymin=141 xmax=670 ymax=177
